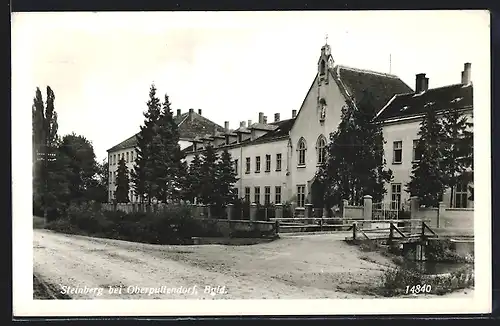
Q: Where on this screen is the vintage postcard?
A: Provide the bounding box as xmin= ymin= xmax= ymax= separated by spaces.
xmin=12 ymin=10 xmax=491 ymax=316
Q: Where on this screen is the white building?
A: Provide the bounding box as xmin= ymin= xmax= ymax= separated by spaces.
xmin=106 ymin=108 xmax=224 ymax=202
xmin=374 ymin=63 xmax=474 ymax=209
xmin=183 ymin=42 xmax=413 ymax=207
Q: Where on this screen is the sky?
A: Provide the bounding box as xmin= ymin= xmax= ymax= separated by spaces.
xmin=12 ymin=10 xmax=490 ymax=162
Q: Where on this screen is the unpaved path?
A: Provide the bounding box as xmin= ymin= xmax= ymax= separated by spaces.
xmin=34 ymin=230 xmax=398 ymax=300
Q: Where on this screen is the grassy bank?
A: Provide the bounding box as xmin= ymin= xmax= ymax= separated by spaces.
xmin=44 ymin=202 xmax=275 ymax=245
xmin=348 ymin=239 xmax=474 ymax=297
xmin=33 ymin=274 xmax=71 ymax=300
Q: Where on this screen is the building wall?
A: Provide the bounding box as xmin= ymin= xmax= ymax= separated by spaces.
xmin=381 ymin=111 xmax=473 ymax=208
xmin=288 ymin=74 xmax=348 ymax=204
xmin=108 ymin=146 xmax=137 ymax=202
xmin=185 ymin=139 xmax=290 ymax=205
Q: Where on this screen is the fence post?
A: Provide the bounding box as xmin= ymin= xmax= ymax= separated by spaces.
xmin=342 ymin=199 xmax=348 ymax=219
xmin=363 ymin=195 xmax=373 ymax=228
xmin=389 ymin=223 xmax=394 ymax=246
xmin=352 ymin=222 xmax=357 ymax=241
xmin=437 ymin=202 xmax=446 ymax=228
xmin=250 ymin=203 xmax=257 ymax=221
xmin=226 ymin=203 xmax=234 ymax=220
xmin=275 ymin=203 xmax=283 ymax=219
xmin=207 ymin=205 xmax=212 ymax=219
xmin=305 ymin=203 xmax=313 ymax=222
xmin=410 ymin=196 xmax=419 ymax=219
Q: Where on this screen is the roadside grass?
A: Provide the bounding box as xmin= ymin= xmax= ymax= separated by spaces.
xmin=33 ymin=216 xmax=46 ymax=229
xmin=346 ymin=239 xmax=474 ymax=297
xmin=33 ymin=274 xmax=71 ymax=300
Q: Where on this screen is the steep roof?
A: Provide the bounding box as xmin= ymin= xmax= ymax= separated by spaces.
xmin=373 ymin=83 xmax=473 ymax=122
xmin=182 ymin=118 xmax=295 ymax=153
xmin=107 ymin=111 xmax=224 ymax=152
xmin=334 ymin=65 xmax=414 ymax=111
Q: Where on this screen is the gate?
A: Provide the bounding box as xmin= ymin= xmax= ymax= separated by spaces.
xmin=372 ymin=201 xmax=399 ymax=220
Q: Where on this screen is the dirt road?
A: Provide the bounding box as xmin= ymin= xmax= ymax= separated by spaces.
xmin=33 ymin=229 xmax=400 ymax=300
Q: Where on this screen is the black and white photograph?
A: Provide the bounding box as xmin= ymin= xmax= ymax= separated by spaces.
xmin=12 ymin=10 xmax=491 ymax=316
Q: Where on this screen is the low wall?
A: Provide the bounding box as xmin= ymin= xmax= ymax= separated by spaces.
xmin=344 ymin=206 xmax=363 ymax=219
xmin=440 ymin=208 xmax=474 ymax=230
xmin=195 ymin=218 xmax=278 ymax=238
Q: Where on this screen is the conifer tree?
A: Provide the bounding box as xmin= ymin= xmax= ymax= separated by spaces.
xmin=406 ymin=103 xmax=446 ymax=207
xmin=317 ymin=90 xmax=392 ymax=207
xmin=186 ymin=153 xmax=203 ymax=203
xmin=199 ymin=144 xmax=219 ymax=206
xmin=154 ymin=93 xmax=184 ymax=202
xmin=216 ymin=149 xmax=238 ymax=205
xmin=441 ymin=108 xmax=473 ymax=206
xmin=115 ymin=157 xmax=130 ymax=203
xmin=131 ymin=84 xmax=162 ymax=204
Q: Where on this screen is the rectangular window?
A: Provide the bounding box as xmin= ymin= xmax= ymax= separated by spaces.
xmin=126 ymin=152 xmax=129 ymax=163
xmin=234 ymin=187 xmax=239 ymax=199
xmin=264 ymin=186 xmax=271 ymax=204
xmin=391 ymin=183 xmax=402 ymax=210
xmin=276 ymin=153 xmax=282 ymax=171
xmin=413 ymin=140 xmax=422 ymax=162
xmin=275 ymin=186 xmax=282 ymax=204
xmin=255 ymin=156 xmax=261 ymax=173
xmin=244 ymin=187 xmax=251 ymax=202
xmin=455 ymin=183 xmax=469 ymax=208
xmin=234 ymin=159 xmax=238 ymax=174
xmin=109 ymin=171 xmax=112 ymax=184
xmin=297 ymin=185 xmax=306 ymax=207
xmin=254 ymin=186 xmax=260 ymax=204
xmin=121 ymin=153 xmax=124 ymax=160
xmin=265 ymin=155 xmax=271 ymax=172
xmin=113 ymin=154 xmax=116 ymax=165
xmin=109 ymin=155 xmax=112 ymax=165
xmin=245 ymin=157 xmax=251 ymax=173
xmin=393 ymin=141 xmax=402 ymax=164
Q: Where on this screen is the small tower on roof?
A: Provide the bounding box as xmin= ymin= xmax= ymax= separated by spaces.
xmin=318 ymin=34 xmax=334 ymax=84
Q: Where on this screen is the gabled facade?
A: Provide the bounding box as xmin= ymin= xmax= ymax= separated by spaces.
xmin=106 ymin=108 xmax=224 ymax=202
xmin=375 ymin=63 xmax=474 ymax=209
xmin=183 ymin=42 xmax=413 ymax=207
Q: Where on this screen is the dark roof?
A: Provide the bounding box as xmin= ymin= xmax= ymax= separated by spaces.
xmin=334 ymin=65 xmax=414 ymax=112
xmin=182 ymin=118 xmax=295 ymax=154
xmin=107 ymin=111 xmax=224 ymax=152
xmin=374 ymin=83 xmax=473 ymax=122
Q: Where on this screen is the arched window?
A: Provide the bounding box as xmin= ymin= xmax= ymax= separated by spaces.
xmin=297 ymin=138 xmax=307 ymax=166
xmin=316 ymin=135 xmax=327 ymax=165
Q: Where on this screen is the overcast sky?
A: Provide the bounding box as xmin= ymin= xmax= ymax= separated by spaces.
xmin=12 ymin=10 xmax=490 ymax=161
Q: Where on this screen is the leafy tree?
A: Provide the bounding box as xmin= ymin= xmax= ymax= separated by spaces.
xmin=132 ymin=84 xmax=162 ymax=204
xmin=199 ymin=144 xmax=219 ymax=206
xmin=85 ymin=158 xmax=109 ymax=203
xmin=216 ymin=149 xmax=238 ymax=205
xmin=317 ymin=90 xmax=392 ymax=207
xmin=440 ymin=108 xmax=474 ymax=207
xmin=32 ymin=86 xmax=63 ymax=218
xmin=406 ymin=102 xmax=446 ymax=207
xmin=115 ymin=157 xmax=130 ymax=203
xmin=58 ymin=133 xmax=99 ymax=204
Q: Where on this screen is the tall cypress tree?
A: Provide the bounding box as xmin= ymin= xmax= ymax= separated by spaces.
xmin=132 ymin=84 xmax=162 ymax=204
xmin=406 ymin=103 xmax=446 ymax=207
xmin=441 ymin=108 xmax=473 ymax=207
xmin=115 ymin=157 xmax=130 ymax=203
xmin=199 ymin=144 xmax=219 ymax=206
xmin=216 ymin=149 xmax=238 ymax=205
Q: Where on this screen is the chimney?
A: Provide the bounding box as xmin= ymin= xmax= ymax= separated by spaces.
xmin=248 ymin=119 xmax=252 ymax=127
xmin=176 ymin=109 xmax=181 ymax=117
xmin=292 ymin=110 xmax=297 ymax=118
xmin=462 ymin=62 xmax=472 ymax=84
xmin=224 ymin=121 xmax=229 ymax=132
xmin=263 ymin=116 xmax=267 ymax=124
xmin=258 ymin=112 xmax=264 ymax=124
xmin=240 ymin=121 xmax=245 ymax=127
xmin=274 ymin=113 xmax=280 ymax=122
xmin=198 ymin=109 xmax=202 ymax=115
xmin=415 ymin=73 xmax=428 ymax=93
xmin=189 ymin=108 xmax=194 ymax=121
